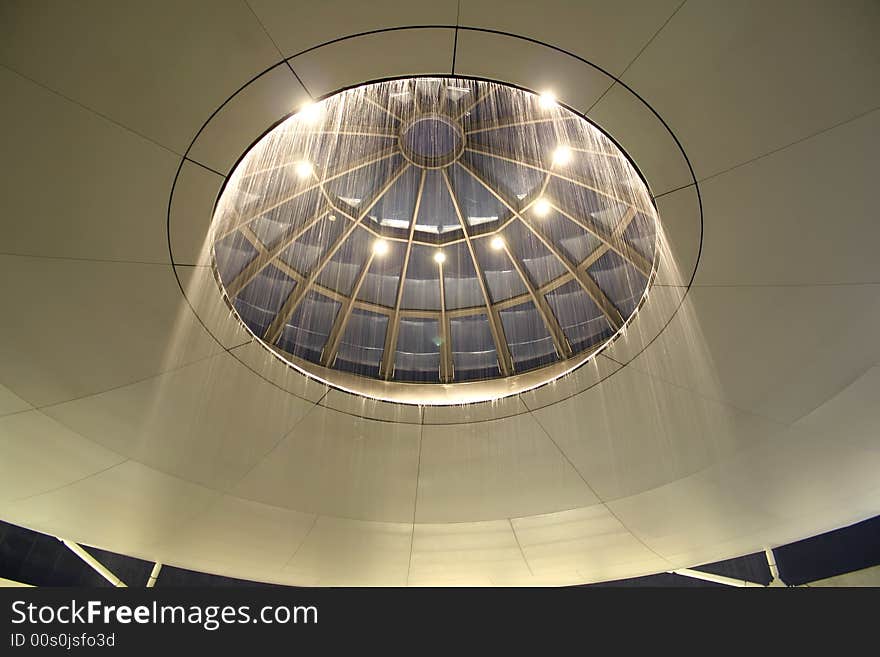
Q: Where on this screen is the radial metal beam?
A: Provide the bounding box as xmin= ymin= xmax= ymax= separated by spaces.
xmin=219 ymin=146 xmax=399 ymax=239
xmin=225 ymin=209 xmax=328 ymax=299
xmin=263 ymin=162 xmax=410 ymax=345
xmin=381 ymin=170 xmax=427 ymax=379
xmin=410 ymin=78 xmax=425 ymax=113
xmin=497 ymin=241 xmax=572 ymax=359
xmin=437 ymin=259 xmax=454 ymax=383
xmin=302 ymin=128 xmax=399 ymax=138
xmin=273 ymin=233 xmax=642 ymax=328
xmin=612 ymin=205 xmax=639 ymax=239
xmin=549 ymin=200 xmax=653 ymax=278
xmin=262 ymin=227 xmax=354 ymax=346
xmin=364 ymin=94 xmax=403 ymax=122
xmin=437 ymin=80 xmax=449 ymax=114
xmin=460 ymin=162 xmax=624 ymax=331
xmin=465 ymin=115 xmax=571 ymax=136
xmin=520 ymin=217 xmax=624 ymax=331
xmin=272 ymin=258 xmax=398 ymax=318
xmin=575 ymin=206 xmax=641 ymax=273
xmin=242 ymin=143 xmax=397 ymax=183
xmin=456 ymin=85 xmax=495 ymax=121
xmin=465 ymin=144 xmax=647 ymax=216
xmin=494 ymin=271 xmax=574 ymax=312
xmin=238 ymin=224 xmax=266 ymax=255
xmin=442 ymin=169 xmax=514 ymax=376
xmin=570 ymin=146 xmax=626 ymax=159
xmin=320 ymin=252 xmax=376 ymax=367
xmin=457 ymin=158 xmax=646 ymax=278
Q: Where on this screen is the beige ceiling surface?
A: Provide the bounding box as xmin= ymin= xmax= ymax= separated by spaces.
xmin=618 ymin=0 xmax=880 ymax=180
xmin=0 ymin=1 xmax=878 ymax=586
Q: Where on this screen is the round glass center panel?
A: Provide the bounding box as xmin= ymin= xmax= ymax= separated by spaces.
xmin=210 ymin=77 xmax=659 ymax=405
xmin=400 ymin=115 xmax=464 ymax=167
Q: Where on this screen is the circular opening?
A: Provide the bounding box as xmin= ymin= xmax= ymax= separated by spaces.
xmin=399 ymin=114 xmax=465 ymax=168
xmin=210 ymin=77 xmax=659 ymax=405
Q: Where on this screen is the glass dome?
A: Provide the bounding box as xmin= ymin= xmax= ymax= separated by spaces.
xmin=211 ymin=77 xmax=658 ymax=405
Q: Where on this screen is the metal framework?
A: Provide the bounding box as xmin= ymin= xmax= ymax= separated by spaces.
xmin=212 ymin=77 xmax=658 ymax=397
xmin=442 ymin=168 xmax=515 ymax=376
xmin=61 ymin=539 xmax=127 ymax=587
xmin=670 ymin=547 xmax=790 ymax=587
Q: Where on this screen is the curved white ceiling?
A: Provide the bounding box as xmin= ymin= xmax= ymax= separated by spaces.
xmin=0 ymin=0 xmax=878 ymax=586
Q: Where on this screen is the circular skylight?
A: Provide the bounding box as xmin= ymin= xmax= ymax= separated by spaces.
xmin=211 ymin=77 xmax=658 ymax=405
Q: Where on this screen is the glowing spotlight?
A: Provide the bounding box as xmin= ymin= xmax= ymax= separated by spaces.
xmin=533 ymin=198 xmax=551 ymax=217
xmin=490 ymin=236 xmax=505 ymax=251
xmin=295 ymin=160 xmax=313 ymax=179
xmin=552 ymin=145 xmax=573 ymax=166
xmin=539 ymin=91 xmax=557 ymax=109
xmin=433 ymin=251 xmax=446 ymax=264
xmin=372 ymin=239 xmax=389 ymax=256
xmin=298 ymin=101 xmax=322 ymax=122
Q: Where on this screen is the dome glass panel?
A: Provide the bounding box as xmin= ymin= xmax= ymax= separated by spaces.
xmin=211 ymin=77 xmax=659 ymax=404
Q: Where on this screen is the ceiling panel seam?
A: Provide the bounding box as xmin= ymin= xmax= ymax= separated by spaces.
xmin=611 ymin=354 xmax=797 ymax=430
xmin=508 ymin=518 xmax=535 ymax=576
xmin=584 ymin=0 xmax=688 ymax=114
xmin=183 ymin=156 xmax=225 ymax=179
xmin=406 ymin=420 xmax=424 ymax=585
xmin=0 ymin=252 xmax=172 ymax=267
xmin=691 ymin=105 xmax=880 ymax=186
xmin=1 ymin=63 xmax=183 ymax=159
xmin=12 ymin=349 xmax=226 ymax=415
xmin=222 ymin=388 xmax=330 ymax=495
xmin=451 ymin=0 xmax=461 ymax=75
xmin=241 ymin=0 xmax=314 ymax=99
xmin=4 ymin=456 xmax=129 ymax=505
xmin=280 ymin=513 xmax=320 ymax=572
xmin=520 ymin=393 xmax=674 ymax=567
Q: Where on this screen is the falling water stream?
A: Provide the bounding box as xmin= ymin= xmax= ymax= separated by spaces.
xmin=128 ymin=77 xmax=741 ymax=583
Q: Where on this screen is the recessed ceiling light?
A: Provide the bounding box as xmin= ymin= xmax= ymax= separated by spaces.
xmin=552 ymin=145 xmax=573 ymax=166
xmin=490 ymin=236 xmax=505 ymax=251
xmin=298 ymin=101 xmax=322 ymax=122
xmin=433 ymin=251 xmax=446 ymax=264
xmin=372 ymin=239 xmax=389 ymax=256
xmin=533 ymin=198 xmax=551 ymax=217
xmin=294 ymin=160 xmax=313 ymax=179
xmin=539 ymin=91 xmax=557 ymax=109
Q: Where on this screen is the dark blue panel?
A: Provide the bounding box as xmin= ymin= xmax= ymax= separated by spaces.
xmin=451 ymin=314 xmax=499 ymax=381
xmin=334 ymin=309 xmax=387 ymax=377
xmin=233 ymin=264 xmax=296 ymax=338
xmin=443 ymin=241 xmax=485 ymax=309
xmin=277 ymin=291 xmax=340 ymax=360
xmin=357 ymin=239 xmax=407 ymax=307
xmin=588 ymin=251 xmax=647 ymax=318
xmin=773 ymin=515 xmax=880 ymax=586
xmin=499 ymin=301 xmax=557 ymax=371
xmin=415 ymin=170 xmax=458 ymax=233
xmin=394 ymin=318 xmax=441 ymax=382
xmin=545 ymin=279 xmax=611 ymax=349
xmin=214 ymin=232 xmax=258 ymax=282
